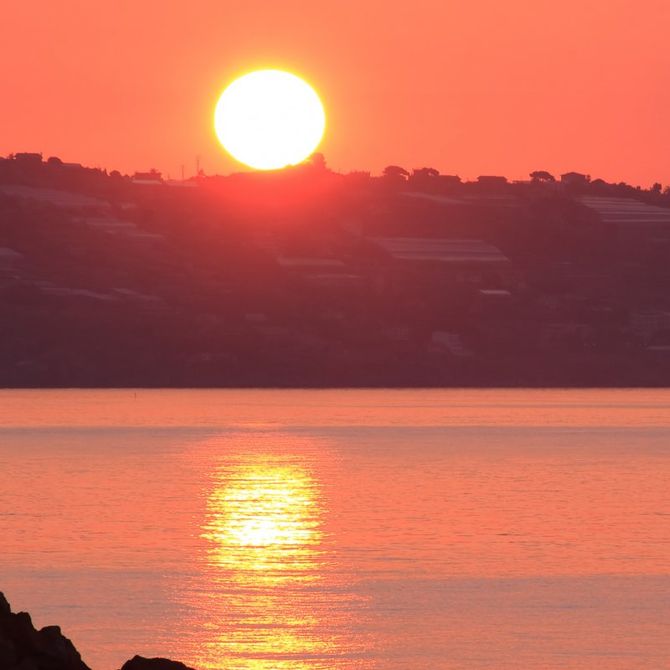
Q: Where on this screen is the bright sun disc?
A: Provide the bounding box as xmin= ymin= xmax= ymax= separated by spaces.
xmin=214 ymin=69 xmax=326 ymax=171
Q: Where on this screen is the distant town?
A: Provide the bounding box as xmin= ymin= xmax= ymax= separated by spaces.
xmin=1 ymin=151 xmax=670 ymax=386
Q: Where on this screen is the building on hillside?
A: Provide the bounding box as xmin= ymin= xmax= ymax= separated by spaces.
xmin=370 ymin=237 xmax=513 ymax=287
xmin=561 ymin=172 xmax=590 ymax=186
xmin=371 ymin=237 xmax=508 ymax=263
xmin=132 ymin=170 xmax=163 ymax=184
xmin=581 ymin=196 xmax=670 ymax=240
xmin=477 ymin=175 xmax=508 ymax=186
xmin=13 ymin=153 xmax=42 ymax=166
xmin=439 ymin=175 xmax=462 ymax=186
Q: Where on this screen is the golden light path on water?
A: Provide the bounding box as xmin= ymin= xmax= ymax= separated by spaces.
xmin=202 ymin=459 xmax=323 ymax=584
xmin=187 ymin=438 xmax=373 ymax=670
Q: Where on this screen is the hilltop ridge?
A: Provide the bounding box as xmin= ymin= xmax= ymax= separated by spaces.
xmin=1 ymin=152 xmax=670 ymax=387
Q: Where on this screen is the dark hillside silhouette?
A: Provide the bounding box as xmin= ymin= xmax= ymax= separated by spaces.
xmin=1 ymin=153 xmax=670 ymax=386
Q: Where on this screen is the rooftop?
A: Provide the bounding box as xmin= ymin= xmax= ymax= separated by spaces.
xmin=582 ymin=197 xmax=670 ymax=226
xmin=371 ymin=237 xmax=509 ymax=263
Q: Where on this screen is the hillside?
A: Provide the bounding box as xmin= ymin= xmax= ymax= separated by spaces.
xmin=1 ymin=153 xmax=670 ymax=387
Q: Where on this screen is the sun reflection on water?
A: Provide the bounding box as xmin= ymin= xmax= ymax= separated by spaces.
xmin=192 ymin=450 xmax=365 ymax=670
xmin=202 ymin=458 xmax=324 ymax=585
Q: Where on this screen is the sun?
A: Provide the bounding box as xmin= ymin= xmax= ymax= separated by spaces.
xmin=214 ymin=69 xmax=326 ymax=171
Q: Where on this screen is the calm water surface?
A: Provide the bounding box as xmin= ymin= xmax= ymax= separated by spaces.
xmin=0 ymin=389 xmax=669 ymax=669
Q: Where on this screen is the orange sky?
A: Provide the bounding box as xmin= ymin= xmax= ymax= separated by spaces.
xmin=2 ymin=0 xmax=669 ymax=185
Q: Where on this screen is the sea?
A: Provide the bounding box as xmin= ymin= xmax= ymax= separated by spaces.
xmin=0 ymin=389 xmax=669 ymax=670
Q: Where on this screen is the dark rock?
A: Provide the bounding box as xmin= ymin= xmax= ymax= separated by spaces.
xmin=0 ymin=593 xmax=197 ymax=670
xmin=0 ymin=636 xmax=19 ymax=667
xmin=13 ymin=659 xmax=39 ymax=670
xmin=0 ymin=592 xmax=90 ymax=670
xmin=13 ymin=660 xmax=39 ymax=670
xmin=120 ymin=657 xmax=196 ymax=670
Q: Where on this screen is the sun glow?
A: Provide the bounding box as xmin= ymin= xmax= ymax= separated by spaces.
xmin=214 ymin=69 xmax=326 ymax=171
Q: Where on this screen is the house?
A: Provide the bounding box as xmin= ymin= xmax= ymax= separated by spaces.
xmin=132 ymin=170 xmax=163 ymax=184
xmin=13 ymin=152 xmax=42 ymax=166
xmin=438 ymin=175 xmax=462 ymax=187
xmin=561 ymin=172 xmax=590 ymax=186
xmin=477 ymin=175 xmax=508 ymax=186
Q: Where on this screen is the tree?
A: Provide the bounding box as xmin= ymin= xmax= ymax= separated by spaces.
xmin=530 ymin=170 xmax=555 ymax=183
xmin=382 ymin=165 xmax=410 ymax=180
xmin=308 ymin=152 xmax=327 ymax=171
